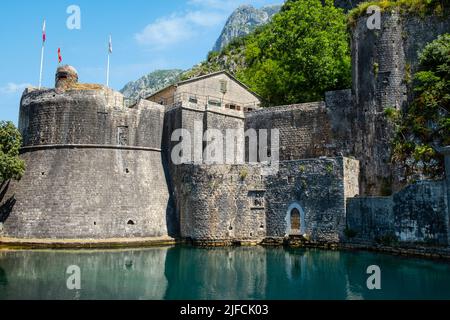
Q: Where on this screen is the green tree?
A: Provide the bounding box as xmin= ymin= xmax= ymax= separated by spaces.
xmin=390 ymin=33 xmax=450 ymax=180
xmin=238 ymin=0 xmax=351 ymax=105
xmin=0 ymin=121 xmax=25 ymax=183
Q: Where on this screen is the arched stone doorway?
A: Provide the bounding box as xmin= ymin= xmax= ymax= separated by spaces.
xmin=291 ymin=208 xmax=301 ymax=233
xmin=285 ymin=203 xmax=306 ymax=236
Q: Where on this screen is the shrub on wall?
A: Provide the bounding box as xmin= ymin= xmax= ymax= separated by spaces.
xmin=0 ymin=121 xmax=25 ymax=183
xmin=348 ymin=0 xmax=447 ymax=26
xmin=389 ymin=33 xmax=450 ymax=181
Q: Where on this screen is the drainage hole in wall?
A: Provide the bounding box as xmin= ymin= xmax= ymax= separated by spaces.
xmin=127 ymin=220 xmax=135 ymax=225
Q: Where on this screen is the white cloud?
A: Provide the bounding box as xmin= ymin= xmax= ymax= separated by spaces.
xmin=185 ymin=11 xmax=226 ymax=27
xmin=135 ymin=14 xmax=195 ymax=48
xmin=134 ymin=0 xmax=283 ymax=49
xmin=135 ymin=10 xmax=228 ymax=49
xmin=0 ymin=83 xmax=32 ymax=95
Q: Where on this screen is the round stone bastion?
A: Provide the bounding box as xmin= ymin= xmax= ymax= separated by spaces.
xmin=0 ymin=66 xmax=174 ymax=246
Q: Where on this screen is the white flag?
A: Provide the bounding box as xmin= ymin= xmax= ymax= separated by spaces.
xmin=108 ymin=35 xmax=112 ymax=54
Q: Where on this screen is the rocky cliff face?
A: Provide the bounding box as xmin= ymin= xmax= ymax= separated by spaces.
xmin=212 ymin=4 xmax=281 ymax=52
xmin=120 ymin=69 xmax=183 ymax=100
xmin=333 ymin=0 xmax=365 ymax=12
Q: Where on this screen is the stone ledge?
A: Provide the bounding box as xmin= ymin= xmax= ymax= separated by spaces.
xmin=0 ymin=236 xmax=177 ymax=249
xmin=340 ymin=242 xmax=450 ymax=260
xmin=20 ymin=144 xmax=162 ymax=153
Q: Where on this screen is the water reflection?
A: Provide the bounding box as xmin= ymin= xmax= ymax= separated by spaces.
xmin=0 ymin=246 xmax=449 ymax=300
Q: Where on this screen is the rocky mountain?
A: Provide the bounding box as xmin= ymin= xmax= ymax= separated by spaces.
xmin=120 ymin=69 xmax=183 ymax=100
xmin=212 ymin=4 xmax=282 ymax=52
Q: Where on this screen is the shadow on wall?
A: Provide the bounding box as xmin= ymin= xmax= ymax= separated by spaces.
xmin=161 ymin=153 xmax=180 ymax=238
xmin=0 ymin=181 xmax=16 ymax=225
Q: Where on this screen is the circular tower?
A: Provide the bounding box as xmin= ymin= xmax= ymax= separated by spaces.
xmin=0 ymin=66 xmax=175 ymax=243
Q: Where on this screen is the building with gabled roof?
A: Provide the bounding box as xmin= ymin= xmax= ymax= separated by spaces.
xmin=146 ymin=70 xmax=262 ymax=113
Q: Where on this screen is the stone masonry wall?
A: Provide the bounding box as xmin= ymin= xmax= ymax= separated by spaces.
xmin=204 ymin=109 xmax=245 ymax=164
xmin=245 ymin=102 xmax=339 ymax=161
xmin=19 ymin=88 xmax=164 ymax=150
xmin=347 ymin=181 xmax=449 ymax=245
xmin=162 ymin=104 xmax=247 ymax=236
xmin=347 ymin=197 xmax=395 ymax=243
xmin=0 ymin=148 xmax=170 ymax=239
xmin=265 ymin=158 xmax=359 ymax=242
xmin=351 ymin=10 xmax=450 ymax=195
xmin=175 ymin=157 xmax=359 ymax=243
xmin=394 ymin=181 xmax=448 ymax=245
xmin=177 ymin=72 xmax=260 ymax=106
xmin=176 ymin=164 xmax=265 ymax=242
xmin=0 ymin=88 xmax=172 ymax=240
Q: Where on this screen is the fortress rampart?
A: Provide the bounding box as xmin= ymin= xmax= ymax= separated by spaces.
xmin=176 ymin=157 xmax=359 ymax=244
xmin=19 ymin=88 xmax=164 ymax=149
xmin=351 ymin=9 xmax=450 ymax=195
xmin=1 ymin=8 xmax=450 ymax=248
xmin=0 ymin=67 xmax=173 ymax=241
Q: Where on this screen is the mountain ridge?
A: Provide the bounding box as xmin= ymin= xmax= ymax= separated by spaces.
xmin=120 ymin=69 xmax=183 ymax=100
xmin=212 ymin=4 xmax=282 ymax=52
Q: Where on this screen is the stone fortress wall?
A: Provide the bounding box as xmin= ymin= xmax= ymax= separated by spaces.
xmin=1 ymin=6 xmax=450 ymax=248
xmin=163 ymin=93 xmax=360 ymax=244
xmin=166 ymin=7 xmax=450 ymax=245
xmin=175 ymin=158 xmax=359 ymax=244
xmin=346 ymin=147 xmax=450 ymax=247
xmin=342 ymin=8 xmax=450 ymax=246
xmin=0 ymin=67 xmax=173 ymax=240
xmin=347 ymin=180 xmax=449 ymax=245
xmin=350 ymin=10 xmax=450 ymax=195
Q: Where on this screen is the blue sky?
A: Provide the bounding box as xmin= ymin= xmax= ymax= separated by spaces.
xmin=0 ymin=0 xmax=283 ymax=124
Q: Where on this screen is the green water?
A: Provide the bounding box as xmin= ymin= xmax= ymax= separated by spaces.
xmin=0 ymin=246 xmax=449 ymax=300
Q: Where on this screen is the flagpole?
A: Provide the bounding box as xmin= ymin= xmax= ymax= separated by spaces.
xmin=39 ymin=20 xmax=46 ymax=89
xmin=39 ymin=43 xmax=45 ymax=89
xmin=106 ymin=52 xmax=110 ymax=87
xmin=106 ymin=35 xmax=111 ymax=87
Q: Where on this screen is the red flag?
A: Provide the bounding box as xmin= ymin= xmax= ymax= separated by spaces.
xmin=58 ymin=48 xmax=62 ymax=64
xmin=42 ymin=20 xmax=46 ymax=43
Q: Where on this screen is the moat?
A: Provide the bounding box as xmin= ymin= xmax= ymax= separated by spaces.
xmin=1 ymin=246 xmax=450 ymax=300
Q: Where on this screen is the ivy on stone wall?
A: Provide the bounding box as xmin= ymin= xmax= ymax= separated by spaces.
xmin=348 ymin=0 xmax=447 ymax=26
xmin=388 ymin=33 xmax=450 ymax=181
